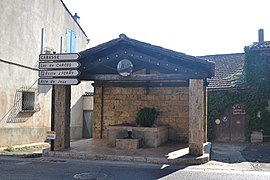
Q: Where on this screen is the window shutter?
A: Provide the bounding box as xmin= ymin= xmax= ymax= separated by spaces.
xmin=71 ymin=31 xmax=76 ymax=53
xmin=66 ymin=29 xmax=71 ymax=53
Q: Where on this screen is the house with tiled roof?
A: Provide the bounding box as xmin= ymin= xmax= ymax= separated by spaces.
xmin=199 ymin=53 xmax=246 ymax=142
xmin=203 ymin=29 xmax=270 ymax=142
xmin=243 ymin=29 xmax=270 ymax=142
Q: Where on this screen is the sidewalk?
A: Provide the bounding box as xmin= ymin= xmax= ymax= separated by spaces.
xmin=0 ymin=142 xmax=50 ymax=157
xmin=43 ymin=139 xmax=211 ymax=165
xmin=198 ymin=143 xmax=254 ymax=171
xmin=1 ymin=140 xmax=269 ymax=172
xmin=194 ymin=142 xmax=270 ymax=172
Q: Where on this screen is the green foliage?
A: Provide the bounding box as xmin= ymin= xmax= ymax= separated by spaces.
xmin=208 ymin=48 xmax=270 ymax=141
xmin=4 ymin=146 xmax=16 ymax=152
xmin=136 ymin=107 xmax=158 ymax=127
xmin=244 ymin=48 xmax=270 ymax=136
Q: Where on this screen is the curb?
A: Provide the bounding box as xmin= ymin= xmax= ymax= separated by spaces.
xmin=42 ymin=142 xmax=211 ymax=165
xmin=0 ymin=153 xmax=43 ymax=158
xmin=0 ymin=142 xmax=50 ymax=158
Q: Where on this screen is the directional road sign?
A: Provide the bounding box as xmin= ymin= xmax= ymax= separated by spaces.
xmin=39 ymin=70 xmax=80 ymax=77
xmin=38 ymin=78 xmax=80 ymax=85
xmin=39 ymin=53 xmax=80 ymax=61
xmin=39 ymin=61 xmax=81 ymax=69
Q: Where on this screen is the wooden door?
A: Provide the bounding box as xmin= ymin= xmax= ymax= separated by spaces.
xmin=213 ymin=104 xmax=245 ymax=142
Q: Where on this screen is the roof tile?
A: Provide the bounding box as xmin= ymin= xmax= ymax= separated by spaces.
xmin=199 ymin=53 xmax=245 ymax=90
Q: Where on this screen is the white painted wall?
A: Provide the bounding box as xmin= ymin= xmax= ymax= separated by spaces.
xmin=0 ymin=0 xmax=88 ymax=146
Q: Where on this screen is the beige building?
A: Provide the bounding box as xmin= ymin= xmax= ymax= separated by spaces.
xmin=0 ymin=0 xmax=90 ymax=147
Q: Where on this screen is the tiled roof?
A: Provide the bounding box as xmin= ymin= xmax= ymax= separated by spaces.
xmin=247 ymin=41 xmax=270 ymax=50
xmin=79 ymin=34 xmax=215 ymax=78
xmin=199 ymin=53 xmax=245 ymax=90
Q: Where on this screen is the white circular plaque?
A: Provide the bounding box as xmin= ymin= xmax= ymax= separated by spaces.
xmin=215 ymin=119 xmax=221 ymax=125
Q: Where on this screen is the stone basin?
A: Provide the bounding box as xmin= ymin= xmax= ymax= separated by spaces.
xmin=107 ymin=125 xmax=169 ymax=148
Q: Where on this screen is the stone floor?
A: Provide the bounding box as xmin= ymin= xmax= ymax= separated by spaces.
xmin=69 ymin=139 xmax=190 ymax=158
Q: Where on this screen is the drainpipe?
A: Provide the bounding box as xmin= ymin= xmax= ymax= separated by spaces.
xmin=40 ymin=28 xmax=44 ymax=54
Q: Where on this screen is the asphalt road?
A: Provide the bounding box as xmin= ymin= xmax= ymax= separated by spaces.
xmin=0 ymin=156 xmax=270 ymax=180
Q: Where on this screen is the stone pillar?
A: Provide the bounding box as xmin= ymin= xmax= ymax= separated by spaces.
xmin=189 ymin=79 xmax=204 ymax=156
xmin=54 ymin=85 xmax=71 ymax=150
xmin=204 ymin=86 xmax=207 ymax=142
xmin=93 ymin=86 xmax=102 ymax=138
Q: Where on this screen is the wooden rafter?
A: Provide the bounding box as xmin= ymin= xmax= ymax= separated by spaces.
xmin=92 ymin=81 xmax=189 ymax=87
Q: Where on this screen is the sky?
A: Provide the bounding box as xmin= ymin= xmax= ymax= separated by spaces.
xmin=63 ymin=0 xmax=270 ymax=56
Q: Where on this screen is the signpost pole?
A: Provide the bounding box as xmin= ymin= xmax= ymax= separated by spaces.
xmin=50 ymin=85 xmax=55 ymax=151
xmin=38 ymin=52 xmax=80 ymax=151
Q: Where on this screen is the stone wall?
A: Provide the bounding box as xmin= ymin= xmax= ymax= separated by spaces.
xmin=93 ymin=86 xmax=189 ymax=142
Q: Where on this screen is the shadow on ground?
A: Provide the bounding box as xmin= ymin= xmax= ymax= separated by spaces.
xmin=241 ymin=142 xmax=270 ymax=163
xmin=209 ymin=142 xmax=270 ymax=171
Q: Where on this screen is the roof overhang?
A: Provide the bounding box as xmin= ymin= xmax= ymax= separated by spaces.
xmin=78 ymin=34 xmax=215 ymax=81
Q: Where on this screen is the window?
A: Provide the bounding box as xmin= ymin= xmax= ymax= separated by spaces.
xmin=66 ymin=29 xmax=76 ymax=53
xmin=21 ymin=91 xmax=35 ymax=111
xmin=17 ymin=87 xmax=39 ymax=113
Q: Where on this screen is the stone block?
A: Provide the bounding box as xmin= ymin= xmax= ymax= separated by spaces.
xmin=116 ymin=139 xmax=141 ymax=149
xmin=107 ymin=126 xmax=169 ymax=148
xmin=251 ymin=131 xmax=263 ymax=143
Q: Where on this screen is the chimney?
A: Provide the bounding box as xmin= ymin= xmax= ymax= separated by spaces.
xmin=258 ymin=29 xmax=264 ymax=43
xmin=73 ymin=13 xmax=80 ymax=23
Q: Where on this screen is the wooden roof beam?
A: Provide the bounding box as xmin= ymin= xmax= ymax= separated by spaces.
xmin=80 ymin=73 xmax=208 ymax=81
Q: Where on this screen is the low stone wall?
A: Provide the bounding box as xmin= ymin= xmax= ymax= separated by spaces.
xmin=116 ymin=139 xmax=141 ymax=149
xmin=251 ymin=131 xmax=263 ymax=143
xmin=107 ymin=125 xmax=169 ymax=148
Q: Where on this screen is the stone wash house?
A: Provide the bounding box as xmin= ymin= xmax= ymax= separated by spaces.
xmin=0 ymin=0 xmax=90 ymax=147
xmin=78 ymin=34 xmax=215 ymax=155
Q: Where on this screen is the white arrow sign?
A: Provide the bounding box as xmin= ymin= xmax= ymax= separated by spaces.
xmin=39 ymin=61 xmax=81 ymax=69
xmin=39 ymin=70 xmax=80 ymax=77
xmin=38 ymin=78 xmax=80 ymax=85
xmin=39 ymin=53 xmax=80 ymax=61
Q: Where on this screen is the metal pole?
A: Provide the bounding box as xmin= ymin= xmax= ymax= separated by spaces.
xmin=50 ymin=85 xmax=55 ymax=151
xmin=50 ymin=50 xmax=57 ymax=151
